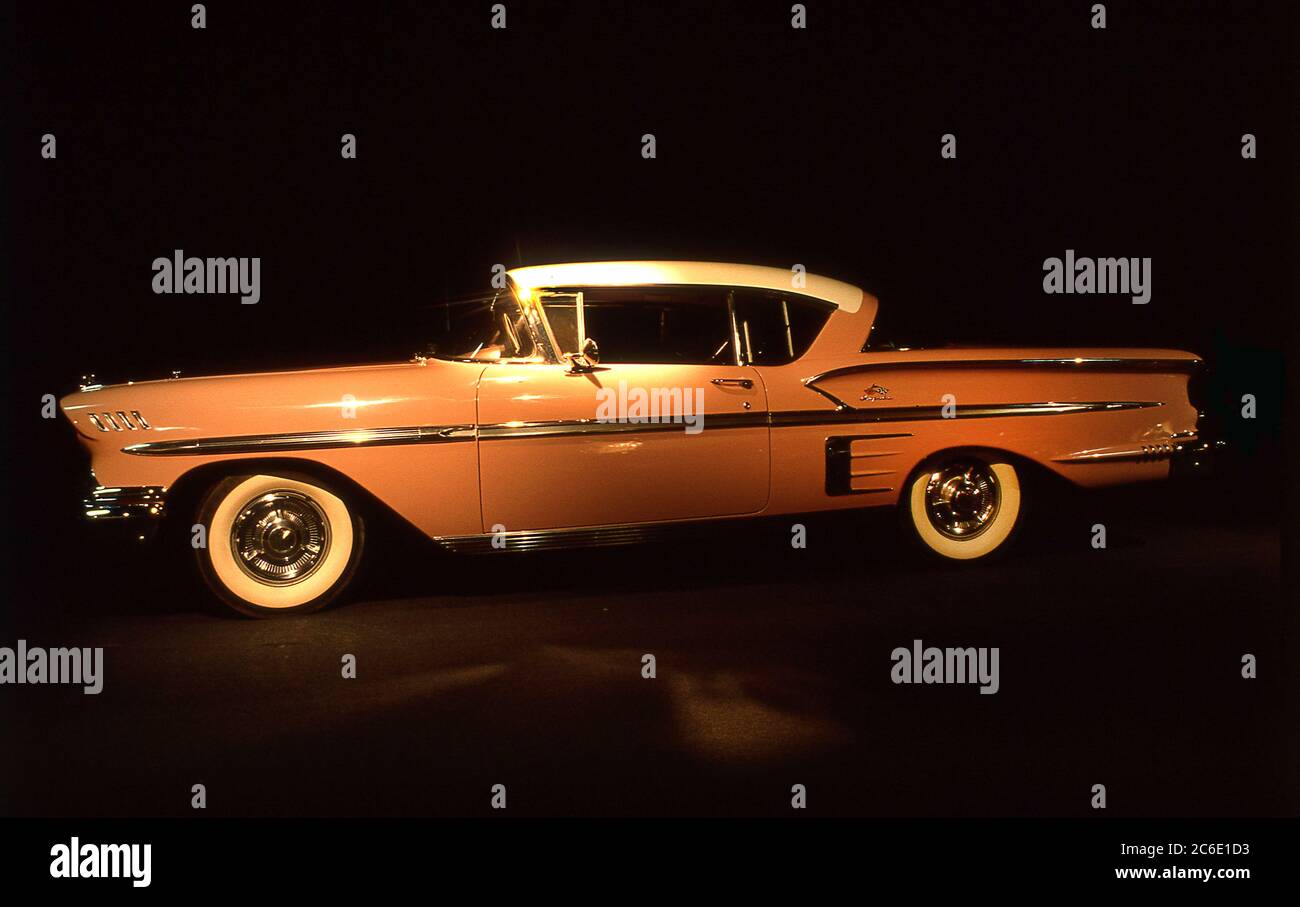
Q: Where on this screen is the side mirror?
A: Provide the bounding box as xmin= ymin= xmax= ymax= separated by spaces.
xmin=566 ymin=337 xmax=601 ymax=373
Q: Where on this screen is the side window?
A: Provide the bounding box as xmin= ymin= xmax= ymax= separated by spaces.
xmin=422 ymin=290 xmax=539 ymax=362
xmin=547 ymin=286 xmax=735 ymax=365
xmin=731 ymin=289 xmax=833 ymax=365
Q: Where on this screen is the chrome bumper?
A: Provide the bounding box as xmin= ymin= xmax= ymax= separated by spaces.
xmin=83 ymin=483 xmax=168 ymax=522
xmin=1169 ymin=437 xmax=1224 ymax=479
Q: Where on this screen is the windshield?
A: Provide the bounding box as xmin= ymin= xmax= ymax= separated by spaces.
xmin=419 ymin=287 xmax=542 ymax=362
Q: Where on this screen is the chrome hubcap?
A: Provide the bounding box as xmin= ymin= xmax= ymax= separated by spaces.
xmin=231 ymin=491 xmax=331 ymax=584
xmin=924 ymin=461 xmax=1000 ymax=540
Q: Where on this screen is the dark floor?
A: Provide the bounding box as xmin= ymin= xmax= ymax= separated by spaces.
xmin=0 ymin=478 xmax=1284 ymax=817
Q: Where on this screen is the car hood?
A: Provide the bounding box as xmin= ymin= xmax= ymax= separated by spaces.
xmin=59 ymin=358 xmax=485 ymax=442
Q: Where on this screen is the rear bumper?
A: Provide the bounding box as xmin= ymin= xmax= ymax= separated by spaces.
xmin=1169 ymin=436 xmax=1224 ymax=479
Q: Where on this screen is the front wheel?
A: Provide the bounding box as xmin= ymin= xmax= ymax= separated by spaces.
xmin=901 ymin=456 xmax=1021 ymax=561
xmin=194 ymin=473 xmax=365 ymax=617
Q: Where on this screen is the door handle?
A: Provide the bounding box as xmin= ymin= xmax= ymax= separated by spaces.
xmin=711 ymin=378 xmax=754 ymax=389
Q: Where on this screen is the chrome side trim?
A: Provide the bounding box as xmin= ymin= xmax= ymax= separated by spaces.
xmin=1054 ymin=433 xmax=1200 ymax=464
xmin=803 ymin=381 xmax=853 ymax=411
xmin=805 ymin=358 xmax=1197 ymax=408
xmin=435 ymin=517 xmax=777 ymax=554
xmin=479 ymin=401 xmax=1157 ymax=438
xmin=1012 ymin=357 xmax=1202 ymax=370
xmin=436 ymin=523 xmax=665 ymax=553
xmin=771 ymin=401 xmax=1161 ymax=428
xmin=122 ymin=424 xmax=476 ymax=456
xmin=836 ymin=356 xmax=1203 ymax=372
xmin=122 ymin=401 xmax=1160 ymax=455
xmin=1055 ymin=446 xmax=1173 ymax=464
xmin=477 ymin=413 xmax=763 ymax=440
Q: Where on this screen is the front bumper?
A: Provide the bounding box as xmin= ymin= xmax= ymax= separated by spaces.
xmin=84 ymin=482 xmax=168 ymax=523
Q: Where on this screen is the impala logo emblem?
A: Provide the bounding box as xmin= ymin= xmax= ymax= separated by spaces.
xmin=860 ymin=384 xmax=891 ymax=401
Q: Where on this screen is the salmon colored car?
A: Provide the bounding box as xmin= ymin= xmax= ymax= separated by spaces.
xmin=62 ymin=261 xmax=1217 ymax=617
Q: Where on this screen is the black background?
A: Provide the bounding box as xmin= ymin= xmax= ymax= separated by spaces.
xmin=1 ymin=0 xmax=1294 ymax=828
xmin=3 ymin=1 xmax=1290 ymax=441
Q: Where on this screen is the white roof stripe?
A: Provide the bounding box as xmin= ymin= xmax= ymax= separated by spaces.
xmin=506 ymin=261 xmax=863 ymax=313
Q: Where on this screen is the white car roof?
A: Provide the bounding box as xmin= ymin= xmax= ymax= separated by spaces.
xmin=506 ymin=261 xmax=864 ymax=313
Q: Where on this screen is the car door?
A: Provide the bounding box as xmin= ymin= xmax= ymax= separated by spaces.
xmin=476 ymin=285 xmax=770 ymax=532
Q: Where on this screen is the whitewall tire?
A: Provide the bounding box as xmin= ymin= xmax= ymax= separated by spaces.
xmin=195 ymin=473 xmax=365 ymax=617
xmin=903 ymin=457 xmax=1021 ymax=561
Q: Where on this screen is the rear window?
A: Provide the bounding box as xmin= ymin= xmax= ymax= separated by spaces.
xmin=732 ymin=288 xmax=833 ymax=364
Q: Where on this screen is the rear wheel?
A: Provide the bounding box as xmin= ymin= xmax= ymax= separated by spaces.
xmin=194 ymin=473 xmax=365 ymax=617
xmin=902 ymin=456 xmax=1021 ymax=561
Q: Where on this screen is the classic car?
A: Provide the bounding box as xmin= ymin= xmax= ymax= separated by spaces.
xmin=61 ymin=261 xmax=1216 ymax=617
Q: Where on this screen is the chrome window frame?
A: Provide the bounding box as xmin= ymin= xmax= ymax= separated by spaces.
xmin=518 ymin=282 xmax=835 ymax=369
xmin=532 ymin=290 xmax=587 ymax=361
xmin=527 ymin=283 xmax=746 ymax=368
xmin=730 ymin=288 xmax=835 ymax=366
xmin=726 ymin=289 xmax=745 ymax=366
xmin=502 ymin=279 xmax=561 ymax=364
xmin=421 ymin=285 xmax=552 ymax=364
